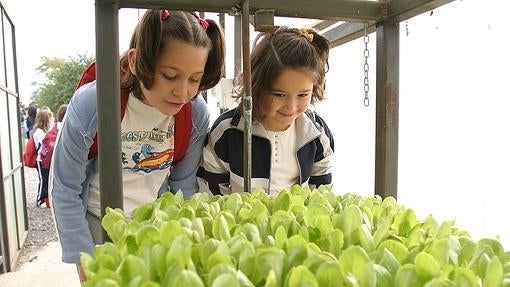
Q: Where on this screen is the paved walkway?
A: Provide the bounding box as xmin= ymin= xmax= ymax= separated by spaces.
xmin=0 ymin=167 xmax=81 ymax=287
xmin=0 ymin=241 xmax=80 ymax=287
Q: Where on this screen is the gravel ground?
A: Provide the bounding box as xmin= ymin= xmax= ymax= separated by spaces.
xmin=17 ymin=167 xmax=58 ymax=267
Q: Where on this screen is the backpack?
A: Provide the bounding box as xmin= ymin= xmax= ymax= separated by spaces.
xmin=40 ymin=124 xmax=59 ymax=169
xmin=76 ymin=62 xmax=192 ymax=163
xmin=23 ymin=137 xmax=39 ymax=168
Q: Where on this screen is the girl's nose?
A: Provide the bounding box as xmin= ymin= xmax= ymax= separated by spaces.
xmin=172 ymin=80 xmax=187 ymax=98
xmin=285 ymin=97 xmax=298 ymax=110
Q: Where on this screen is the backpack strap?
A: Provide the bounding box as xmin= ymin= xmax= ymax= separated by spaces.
xmin=173 ymin=102 xmax=192 ymax=163
xmin=80 ymin=61 xmax=192 ymax=165
xmin=76 ymin=62 xmax=97 ymax=89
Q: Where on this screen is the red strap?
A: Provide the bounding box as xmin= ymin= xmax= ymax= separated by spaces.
xmin=80 ymin=61 xmax=192 ymax=165
xmin=76 ymin=62 xmax=96 ymax=89
xmin=173 ymin=102 xmax=192 ymax=163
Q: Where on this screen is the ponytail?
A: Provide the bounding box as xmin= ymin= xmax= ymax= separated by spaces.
xmin=199 ymin=19 xmax=226 ymax=91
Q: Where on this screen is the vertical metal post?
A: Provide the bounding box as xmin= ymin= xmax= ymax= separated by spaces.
xmin=219 ymin=12 xmax=226 ymax=77
xmin=0 ymin=145 xmax=10 ymax=272
xmin=219 ymin=13 xmax=225 ymax=31
xmin=234 ymin=14 xmax=242 ymax=77
xmin=9 ymin=10 xmax=29 ymax=239
xmin=375 ymin=20 xmax=399 ymax=199
xmin=95 ymin=0 xmax=123 ymax=242
xmin=241 ymin=0 xmax=252 ymax=192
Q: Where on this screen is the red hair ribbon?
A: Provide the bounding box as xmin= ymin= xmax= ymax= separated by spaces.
xmin=161 ymin=10 xmax=170 ymax=20
xmin=199 ymin=18 xmax=209 ymax=30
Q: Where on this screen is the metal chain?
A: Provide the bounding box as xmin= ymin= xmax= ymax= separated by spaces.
xmin=363 ymin=23 xmax=370 ymax=107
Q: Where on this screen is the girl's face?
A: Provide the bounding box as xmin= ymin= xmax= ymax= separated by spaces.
xmin=129 ymin=40 xmax=209 ymax=115
xmin=262 ymin=68 xmax=314 ymax=131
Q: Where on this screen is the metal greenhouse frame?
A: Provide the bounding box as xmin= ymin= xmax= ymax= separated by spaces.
xmin=93 ymin=0 xmax=456 ymax=241
xmin=0 ymin=2 xmax=27 ymax=273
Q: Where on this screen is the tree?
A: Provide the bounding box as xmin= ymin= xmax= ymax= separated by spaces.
xmin=32 ymin=54 xmax=94 ymax=113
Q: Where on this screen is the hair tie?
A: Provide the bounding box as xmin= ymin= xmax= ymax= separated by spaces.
xmin=161 ymin=10 xmax=170 ymax=20
xmin=199 ymin=18 xmax=209 ymax=30
xmin=298 ymin=28 xmax=313 ymax=43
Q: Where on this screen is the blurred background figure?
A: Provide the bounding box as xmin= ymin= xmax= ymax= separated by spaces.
xmin=33 ymin=107 xmax=54 ymax=207
xmin=25 ymin=106 xmax=38 ymax=139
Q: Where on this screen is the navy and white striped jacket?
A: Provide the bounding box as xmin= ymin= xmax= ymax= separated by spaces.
xmin=198 ymin=107 xmax=334 ymax=195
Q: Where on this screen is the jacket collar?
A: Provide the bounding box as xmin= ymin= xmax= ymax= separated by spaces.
xmin=230 ymin=107 xmax=322 ymax=148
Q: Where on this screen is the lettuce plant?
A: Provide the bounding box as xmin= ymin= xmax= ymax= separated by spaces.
xmin=81 ymin=185 xmax=510 ymax=286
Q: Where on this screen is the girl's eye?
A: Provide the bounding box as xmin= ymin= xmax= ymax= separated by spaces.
xmin=299 ymin=93 xmax=311 ymax=97
xmin=162 ymin=73 xmax=176 ymax=80
xmin=190 ymin=78 xmax=201 ymax=83
xmin=272 ymin=93 xmax=285 ymax=97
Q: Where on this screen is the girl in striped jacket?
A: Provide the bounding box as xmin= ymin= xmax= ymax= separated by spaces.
xmin=199 ymin=26 xmax=334 ymax=196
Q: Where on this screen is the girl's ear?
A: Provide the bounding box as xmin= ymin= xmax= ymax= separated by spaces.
xmin=127 ymin=48 xmax=137 ymax=75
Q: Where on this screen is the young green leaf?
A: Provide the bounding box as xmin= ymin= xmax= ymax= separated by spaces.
xmin=206 ymin=242 xmax=234 ymax=271
xmin=136 ymin=225 xmax=161 ymax=246
xmin=286 ymin=265 xmax=319 ymax=287
xmin=414 ymin=252 xmax=441 ymax=279
xmin=452 ymin=268 xmax=478 ymax=287
xmin=211 ymin=273 xmax=239 ymax=287
xmin=270 ymin=210 xmax=295 ymax=234
xmin=166 ymin=235 xmax=192 ymax=269
xmin=315 ymin=261 xmax=343 ymax=287
xmin=264 ymin=270 xmax=278 ymax=287
xmin=395 ymin=264 xmax=423 ymax=287
xmin=212 ymin=214 xmax=231 ymax=241
xmin=423 ymin=278 xmax=454 ymax=287
xmin=170 ymin=270 xmax=204 ymax=287
xmin=200 ymin=238 xmax=220 ymax=269
xmin=373 ymin=263 xmax=394 ymax=287
xmin=117 ymin=254 xmax=149 ymax=286
xmin=336 ymin=205 xmax=363 ymax=245
xmin=84 ymin=278 xmax=120 ymax=287
xmin=484 ymin=256 xmax=503 ymax=287
xmin=252 ymin=247 xmax=286 ymax=285
xmin=377 ymin=239 xmax=410 ymax=264
xmin=102 ymin=208 xmax=126 ymax=242
xmin=274 ymin=225 xmax=288 ymax=250
xmin=338 ymin=246 xmax=370 ymax=279
xmin=273 ymin=189 xmax=292 ymax=212
xmin=132 ymin=202 xmax=154 ymax=222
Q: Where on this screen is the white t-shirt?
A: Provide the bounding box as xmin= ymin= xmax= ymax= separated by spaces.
xmin=89 ymin=96 xmax=176 ymax=216
xmin=265 ymin=122 xmax=299 ymax=195
xmin=33 ymin=128 xmax=46 ymax=162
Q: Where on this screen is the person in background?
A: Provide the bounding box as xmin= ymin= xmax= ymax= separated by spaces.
xmin=25 ymin=106 xmax=37 ymax=139
xmin=198 ymin=26 xmax=334 ymax=196
xmin=49 ymin=9 xmax=225 ymax=282
xmin=20 ymin=106 xmax=28 ymax=140
xmin=33 ymin=106 xmax=53 ymax=207
xmin=55 ymin=104 xmax=68 ymax=129
xmin=39 ymin=104 xmax=68 ymax=175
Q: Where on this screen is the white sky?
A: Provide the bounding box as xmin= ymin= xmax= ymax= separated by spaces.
xmin=3 ymin=0 xmax=510 ymax=247
xmin=2 ymin=0 xmax=139 ymax=103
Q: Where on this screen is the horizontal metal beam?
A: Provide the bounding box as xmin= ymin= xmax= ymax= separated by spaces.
xmin=311 ymin=20 xmax=337 ymax=32
xmin=322 ymin=22 xmax=376 ymax=48
xmin=387 ymin=0 xmax=457 ymax=22
xmin=117 ymin=0 xmax=241 ymax=14
xmin=116 ymin=0 xmax=384 ymax=22
xmin=320 ymin=0 xmax=456 ymax=47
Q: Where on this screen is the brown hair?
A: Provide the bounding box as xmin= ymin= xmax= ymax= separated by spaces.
xmin=120 ymin=10 xmax=225 ymax=100
xmin=33 ymin=107 xmax=53 ymax=132
xmin=56 ymin=104 xmax=68 ymax=122
xmin=236 ymin=26 xmax=330 ymax=121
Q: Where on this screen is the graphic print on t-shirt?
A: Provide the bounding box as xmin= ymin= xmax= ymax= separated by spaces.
xmin=121 ymin=124 xmax=175 ymax=174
